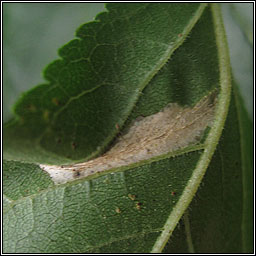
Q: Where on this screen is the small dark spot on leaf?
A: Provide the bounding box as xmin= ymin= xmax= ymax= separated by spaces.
xmin=136 ymin=202 xmax=142 ymax=210
xmin=115 ymin=207 xmax=121 ymax=214
xmin=27 ymin=104 xmax=36 ymax=112
xmin=128 ymin=194 xmax=136 ymax=200
xmin=56 ymin=138 xmax=62 ymax=144
xmin=71 ymin=142 xmax=77 ymax=150
xmin=171 ymin=191 xmax=176 ymax=196
xmin=52 ymin=97 xmax=60 ymax=106
xmin=73 ymin=171 xmax=80 ymax=178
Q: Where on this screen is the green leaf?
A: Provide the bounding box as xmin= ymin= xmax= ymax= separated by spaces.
xmin=163 ymin=91 xmax=246 ymax=253
xmin=4 ymin=3 xmax=208 ymax=163
xmin=229 ymin=3 xmax=253 ymax=45
xmin=221 ymin=3 xmax=253 ymax=119
xmin=3 ymin=3 xmax=106 ymax=122
xmin=3 ymin=3 xmax=252 ymax=253
xmin=3 ymin=151 xmax=202 ymax=253
xmin=233 ymin=82 xmax=253 ymax=253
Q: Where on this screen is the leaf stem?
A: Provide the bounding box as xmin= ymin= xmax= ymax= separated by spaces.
xmin=151 ymin=3 xmax=232 ymax=253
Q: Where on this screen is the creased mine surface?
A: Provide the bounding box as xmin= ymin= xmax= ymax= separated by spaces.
xmin=40 ymin=93 xmax=217 ymax=184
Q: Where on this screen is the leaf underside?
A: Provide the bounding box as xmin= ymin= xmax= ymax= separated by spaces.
xmin=3 ymin=3 xmax=250 ymax=253
xmin=4 ymin=3 xmax=217 ymax=164
xmin=164 ymin=91 xmax=243 ymax=253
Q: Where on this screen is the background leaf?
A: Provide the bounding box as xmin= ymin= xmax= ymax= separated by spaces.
xmin=221 ymin=3 xmax=253 ymax=118
xmin=233 ymin=82 xmax=253 ymax=253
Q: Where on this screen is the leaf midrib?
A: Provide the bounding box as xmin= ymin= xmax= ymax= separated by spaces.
xmin=151 ymin=3 xmax=232 ymax=252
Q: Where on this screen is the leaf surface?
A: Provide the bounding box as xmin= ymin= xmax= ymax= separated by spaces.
xmin=163 ymin=91 xmax=244 ymax=253
xmin=4 ymin=3 xmax=206 ymax=163
xmin=3 ymin=3 xmax=106 ymax=122
xmin=3 ymin=3 xmax=251 ymax=253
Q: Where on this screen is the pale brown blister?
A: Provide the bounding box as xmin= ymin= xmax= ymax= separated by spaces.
xmin=40 ymin=93 xmax=217 ymax=184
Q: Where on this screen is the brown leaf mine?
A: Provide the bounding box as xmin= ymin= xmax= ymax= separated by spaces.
xmin=40 ymin=93 xmax=217 ymax=184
